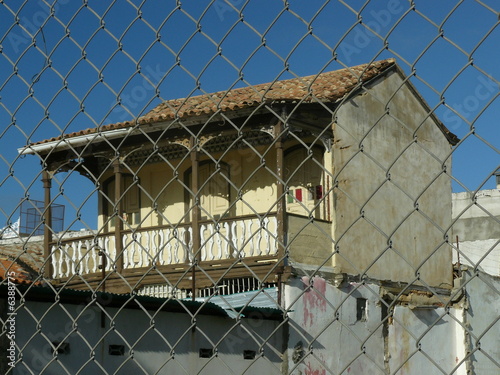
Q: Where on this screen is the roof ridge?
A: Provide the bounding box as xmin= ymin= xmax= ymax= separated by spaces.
xmin=145 ymin=58 xmax=396 ymax=118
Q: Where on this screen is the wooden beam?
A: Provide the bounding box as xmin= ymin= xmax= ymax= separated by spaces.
xmin=59 ymin=256 xmax=281 ymax=292
xmin=190 ymin=136 xmax=200 ymax=300
xmin=114 ymin=159 xmax=123 ymax=274
xmin=275 ymin=120 xmax=287 ymax=265
xmin=42 ymin=170 xmax=52 ymax=279
xmin=275 ymin=114 xmax=289 ymax=306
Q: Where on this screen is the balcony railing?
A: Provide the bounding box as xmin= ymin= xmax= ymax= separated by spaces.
xmin=50 ymin=214 xmax=279 ymax=279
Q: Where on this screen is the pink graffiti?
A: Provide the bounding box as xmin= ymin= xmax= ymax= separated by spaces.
xmin=302 ymin=277 xmax=327 ymax=327
xmin=305 ymin=361 xmax=326 ymax=375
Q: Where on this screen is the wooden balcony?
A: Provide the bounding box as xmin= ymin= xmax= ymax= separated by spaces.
xmin=36 ymin=119 xmax=334 ymax=293
xmin=49 ymin=214 xmax=282 ymax=292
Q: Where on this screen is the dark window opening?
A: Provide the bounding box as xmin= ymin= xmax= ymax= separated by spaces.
xmin=109 ymin=344 xmax=125 ymax=356
xmin=243 ymin=350 xmax=256 ymax=360
xmin=356 ymin=298 xmax=368 ymax=322
xmin=199 ymin=348 xmax=214 ymax=358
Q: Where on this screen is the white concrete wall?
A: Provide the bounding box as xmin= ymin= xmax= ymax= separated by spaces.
xmin=283 ymin=275 xmax=495 ymax=375
xmin=285 ymin=276 xmax=386 ymax=374
xmin=453 ymin=189 xmax=500 ymax=221
xmin=452 ymin=239 xmax=500 ymax=277
xmin=10 ymin=299 xmax=283 ymax=375
xmin=388 ymin=306 xmax=467 ymax=375
xmin=452 ymin=189 xmax=500 ymax=277
xmin=462 ymin=269 xmax=500 ymax=374
xmin=5 ymin=273 xmax=499 ymax=374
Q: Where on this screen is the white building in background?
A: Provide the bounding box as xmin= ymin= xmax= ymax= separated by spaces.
xmin=452 ymin=188 xmax=500 ymax=277
xmin=450 ymin=185 xmax=500 ymax=375
xmin=0 ymin=218 xmax=20 ymax=239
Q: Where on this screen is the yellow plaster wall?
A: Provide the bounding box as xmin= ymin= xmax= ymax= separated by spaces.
xmin=95 ymin=139 xmax=334 ymax=263
xmin=97 ymin=146 xmax=282 ymax=230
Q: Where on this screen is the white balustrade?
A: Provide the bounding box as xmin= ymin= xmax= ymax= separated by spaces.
xmin=199 ymin=216 xmax=278 ymax=260
xmin=51 ymin=216 xmax=278 ymax=278
xmin=51 ymin=233 xmax=113 ymax=278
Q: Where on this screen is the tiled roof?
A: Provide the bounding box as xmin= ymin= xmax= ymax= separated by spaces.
xmin=0 ymin=257 xmax=40 ymax=285
xmin=145 ymin=58 xmax=396 ymax=121
xmin=32 ymin=59 xmax=396 ymax=146
xmin=0 ymin=238 xmax=44 ymax=272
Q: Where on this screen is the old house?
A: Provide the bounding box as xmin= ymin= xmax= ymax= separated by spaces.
xmin=15 ymin=58 xmax=472 ymax=374
xmin=18 ymin=58 xmax=457 ymax=294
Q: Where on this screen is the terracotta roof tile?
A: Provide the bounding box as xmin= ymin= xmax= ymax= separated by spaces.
xmin=30 ymin=59 xmax=396 ymax=146
xmin=0 ymin=258 xmax=40 ymax=285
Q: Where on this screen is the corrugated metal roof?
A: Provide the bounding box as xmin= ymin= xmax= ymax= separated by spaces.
xmin=195 ymin=288 xmax=281 ymax=318
xmin=0 ymin=283 xmax=283 ymax=320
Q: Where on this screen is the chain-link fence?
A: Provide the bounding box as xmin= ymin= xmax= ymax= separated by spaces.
xmin=0 ymin=1 xmax=499 ymax=374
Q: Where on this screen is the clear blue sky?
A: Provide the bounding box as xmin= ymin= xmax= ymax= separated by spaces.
xmin=1 ymin=0 xmax=499 ymax=231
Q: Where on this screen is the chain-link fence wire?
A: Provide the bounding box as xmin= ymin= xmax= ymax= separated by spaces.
xmin=0 ymin=0 xmax=499 ymax=374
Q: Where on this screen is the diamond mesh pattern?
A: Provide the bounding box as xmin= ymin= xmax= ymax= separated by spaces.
xmin=0 ymin=1 xmax=499 ymax=374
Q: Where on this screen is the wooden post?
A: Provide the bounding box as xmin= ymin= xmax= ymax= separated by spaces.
xmin=275 ymin=118 xmax=288 ymax=307
xmin=275 ymin=120 xmax=287 ymax=265
xmin=42 ymin=170 xmax=52 ymax=279
xmin=190 ymin=136 xmax=200 ymax=301
xmin=114 ymin=159 xmax=123 ymax=274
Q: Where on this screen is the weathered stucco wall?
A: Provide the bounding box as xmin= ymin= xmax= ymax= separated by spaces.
xmin=388 ymin=306 xmax=467 ymax=374
xmin=461 ymin=268 xmax=500 ymax=374
xmin=285 ymin=276 xmax=386 ymax=374
xmin=287 ymin=215 xmax=332 ymax=267
xmin=332 ymin=69 xmax=453 ymax=288
xmin=97 ymin=145 xmax=281 ymax=230
xmin=284 ymin=275 xmax=492 ymax=375
xmin=10 ymin=299 xmax=283 ymax=375
xmin=452 ymin=189 xmax=500 ymax=241
xmin=98 ymin=144 xmax=328 ymax=225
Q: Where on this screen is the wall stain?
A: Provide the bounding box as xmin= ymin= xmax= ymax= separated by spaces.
xmin=302 ymin=277 xmax=327 ymax=328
